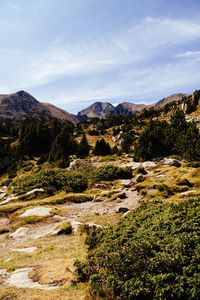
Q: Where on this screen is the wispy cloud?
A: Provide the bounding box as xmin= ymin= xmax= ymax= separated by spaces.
xmin=176 ymin=50 xmax=200 ymax=58
xmin=0 ymin=17 xmax=200 ymax=110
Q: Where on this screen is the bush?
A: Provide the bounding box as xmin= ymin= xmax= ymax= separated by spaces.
xmin=12 ymin=168 xmax=88 ymax=195
xmin=91 ymin=165 xmax=132 ymax=181
xmin=75 ymin=199 xmax=200 ymax=299
xmin=184 ymin=161 xmax=200 ymax=168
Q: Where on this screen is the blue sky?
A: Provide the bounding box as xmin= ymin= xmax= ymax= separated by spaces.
xmin=0 ymin=0 xmax=200 ymax=113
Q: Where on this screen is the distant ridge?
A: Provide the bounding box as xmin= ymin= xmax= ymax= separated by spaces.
xmin=0 ymin=91 xmax=79 ymax=123
xmin=77 ymin=93 xmax=188 ymax=119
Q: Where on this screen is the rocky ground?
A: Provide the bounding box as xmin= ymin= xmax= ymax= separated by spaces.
xmin=0 ymin=156 xmax=199 ymax=299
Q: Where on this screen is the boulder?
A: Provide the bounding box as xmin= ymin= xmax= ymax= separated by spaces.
xmin=122 ymin=162 xmax=141 ymax=170
xmin=20 ymin=207 xmax=52 ymax=217
xmin=141 ymin=161 xmax=157 ymax=168
xmin=120 ymin=179 xmax=133 ymax=187
xmin=161 ymin=158 xmax=182 ymax=167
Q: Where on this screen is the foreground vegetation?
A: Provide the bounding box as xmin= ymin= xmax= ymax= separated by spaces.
xmin=75 ymin=198 xmax=200 ymax=299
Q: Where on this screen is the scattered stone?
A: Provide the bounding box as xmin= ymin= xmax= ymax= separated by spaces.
xmin=0 ymin=194 xmax=20 ymax=205
xmin=10 ymin=227 xmax=29 ymax=239
xmin=1 ymin=179 xmax=12 ymax=186
xmin=70 ymin=221 xmax=83 ymax=232
xmin=117 ymin=207 xmax=129 ymax=213
xmin=161 ymin=158 xmax=182 ymax=167
xmin=0 ymin=192 xmax=6 ymax=199
xmin=120 ymin=179 xmax=133 ymax=187
xmin=154 ymin=174 xmax=167 ymax=179
xmin=20 ymin=207 xmax=52 ymax=217
xmin=0 ymin=269 xmax=7 ymax=277
xmin=180 ymin=190 xmax=199 ymax=198
xmin=136 ymin=174 xmax=146 ymax=183
xmin=122 ymin=162 xmax=141 ymax=170
xmin=25 ymin=188 xmax=44 ymax=197
xmin=141 ymin=161 xmax=157 ymax=168
xmin=6 ymin=268 xmax=58 ymax=290
xmin=87 ymin=223 xmax=103 ymax=228
xmin=12 ymin=247 xmax=38 ymax=254
xmin=89 ymin=157 xmax=99 ymax=163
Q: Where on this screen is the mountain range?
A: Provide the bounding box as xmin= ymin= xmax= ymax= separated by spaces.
xmin=77 ymin=93 xmax=187 ymax=119
xmin=0 ymin=90 xmax=191 ymax=122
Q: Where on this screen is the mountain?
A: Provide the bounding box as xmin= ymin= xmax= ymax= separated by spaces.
xmin=77 ymin=102 xmax=116 ymax=119
xmin=154 ymin=93 xmax=188 ymax=108
xmin=115 ymin=102 xmax=147 ymax=115
xmin=0 ymin=91 xmax=79 ymax=123
xmin=77 ymin=93 xmax=187 ymax=119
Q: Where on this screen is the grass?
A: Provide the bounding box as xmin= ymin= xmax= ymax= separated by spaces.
xmin=0 ymin=192 xmax=94 ymax=216
xmin=0 ymin=232 xmax=91 ymax=299
xmin=76 ymin=212 xmax=121 ymax=226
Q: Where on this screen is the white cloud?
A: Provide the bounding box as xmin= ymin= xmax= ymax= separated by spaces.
xmin=0 ymin=17 xmax=200 ymax=107
xmin=3 ymin=17 xmax=199 ymax=89
xmin=176 ymin=50 xmax=200 ymax=58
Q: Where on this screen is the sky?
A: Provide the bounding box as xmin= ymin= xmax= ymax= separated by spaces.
xmin=0 ymin=0 xmax=200 ymax=114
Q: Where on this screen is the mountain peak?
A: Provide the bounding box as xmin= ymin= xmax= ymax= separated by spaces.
xmin=0 ymin=91 xmax=78 ymax=123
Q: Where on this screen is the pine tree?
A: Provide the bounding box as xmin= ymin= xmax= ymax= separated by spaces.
xmin=78 ymin=134 xmax=90 ymax=158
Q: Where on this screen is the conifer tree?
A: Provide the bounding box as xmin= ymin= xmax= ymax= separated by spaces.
xmin=78 ymin=134 xmax=90 ymax=158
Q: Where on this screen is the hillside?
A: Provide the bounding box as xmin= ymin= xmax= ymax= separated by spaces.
xmin=0 ymin=89 xmax=200 ymax=299
xmin=0 ymin=91 xmax=79 ymax=124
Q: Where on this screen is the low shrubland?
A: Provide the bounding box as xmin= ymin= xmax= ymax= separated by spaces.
xmin=12 ymin=168 xmax=88 ymax=195
xmin=75 ymin=198 xmax=200 ymax=299
xmin=11 ymin=164 xmax=132 ymax=197
xmin=91 ymin=165 xmax=132 ymax=182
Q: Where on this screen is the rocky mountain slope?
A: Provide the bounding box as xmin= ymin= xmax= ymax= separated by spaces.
xmin=77 ymin=93 xmax=188 ymax=119
xmin=0 ymin=91 xmax=79 ymax=123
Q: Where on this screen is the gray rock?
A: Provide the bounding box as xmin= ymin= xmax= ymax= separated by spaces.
xmin=12 ymin=247 xmax=38 ymax=254
xmin=20 ymin=207 xmax=52 ymax=217
xmin=161 ymin=158 xmax=182 ymax=167
xmin=141 ymin=161 xmax=157 ymax=168
xmin=6 ymin=268 xmax=58 ymax=290
xmin=120 ymin=179 xmax=133 ymax=187
xmin=122 ymin=162 xmax=141 ymax=170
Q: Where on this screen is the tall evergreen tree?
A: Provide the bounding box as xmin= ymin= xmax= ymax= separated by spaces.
xmin=78 ymin=134 xmax=90 ymax=158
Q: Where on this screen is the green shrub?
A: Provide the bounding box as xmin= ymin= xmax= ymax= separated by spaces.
xmin=75 ymin=198 xmax=200 ymax=299
xmin=184 ymin=161 xmax=200 ymax=168
xmin=12 ymin=168 xmax=88 ymax=195
xmin=91 ymin=165 xmax=132 ymax=182
xmin=156 ymin=183 xmax=169 ymax=192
